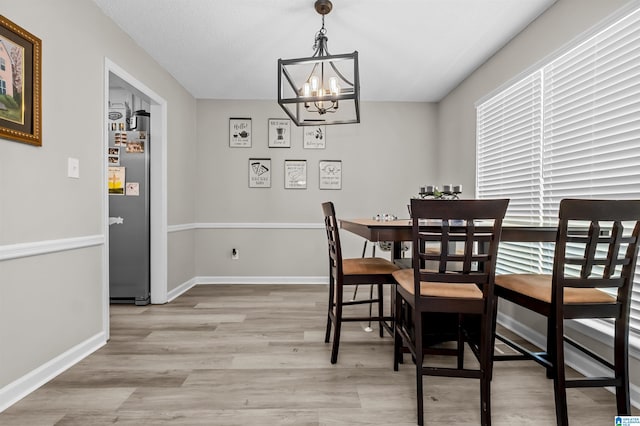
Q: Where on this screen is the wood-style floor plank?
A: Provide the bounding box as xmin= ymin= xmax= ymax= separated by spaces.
xmin=0 ymin=284 xmax=637 ymax=425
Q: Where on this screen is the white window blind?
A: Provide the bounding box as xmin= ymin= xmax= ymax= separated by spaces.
xmin=477 ymin=71 xmax=545 ymax=274
xmin=476 ymin=6 xmax=640 ymax=333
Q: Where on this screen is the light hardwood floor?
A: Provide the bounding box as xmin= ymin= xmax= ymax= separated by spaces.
xmin=0 ymin=284 xmax=636 ymax=425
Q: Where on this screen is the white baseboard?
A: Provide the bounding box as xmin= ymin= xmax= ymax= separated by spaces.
xmin=497 ymin=312 xmax=640 ymax=409
xmin=167 ymin=277 xmax=198 ymax=302
xmin=0 ymin=332 xmax=106 ymax=413
xmin=164 ymin=276 xmax=328 ymax=303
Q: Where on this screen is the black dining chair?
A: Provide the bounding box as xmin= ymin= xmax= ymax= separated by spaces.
xmin=393 ymin=198 xmax=508 ymax=426
xmin=493 ymin=199 xmax=640 ymax=425
xmin=321 ymin=201 xmax=400 ymax=364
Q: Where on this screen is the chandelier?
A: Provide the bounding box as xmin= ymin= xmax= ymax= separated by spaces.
xmin=278 ymin=0 xmax=360 ymax=126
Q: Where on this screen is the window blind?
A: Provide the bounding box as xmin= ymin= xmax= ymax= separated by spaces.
xmin=477 ymin=71 xmax=545 ymax=274
xmin=477 ymin=6 xmax=640 ymax=333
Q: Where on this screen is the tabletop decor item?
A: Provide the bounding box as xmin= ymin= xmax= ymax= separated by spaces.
xmin=418 ymin=184 xmax=462 ymax=199
xmin=0 ymin=15 xmax=42 ymax=146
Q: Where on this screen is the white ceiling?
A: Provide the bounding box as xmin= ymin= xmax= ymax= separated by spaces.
xmin=93 ymin=0 xmax=556 ymax=102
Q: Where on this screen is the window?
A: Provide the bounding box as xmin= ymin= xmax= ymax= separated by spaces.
xmin=477 ymin=6 xmax=640 ymax=333
xmin=0 ymin=79 xmax=5 ymax=95
xmin=0 ymin=57 xmax=5 ymax=71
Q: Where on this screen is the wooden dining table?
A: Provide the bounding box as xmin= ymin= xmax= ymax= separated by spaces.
xmin=339 ymin=217 xmax=560 ymax=345
xmin=340 ymin=218 xmax=558 ymax=261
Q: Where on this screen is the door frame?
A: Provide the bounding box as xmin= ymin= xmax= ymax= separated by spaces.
xmin=102 ymin=58 xmax=168 ymax=338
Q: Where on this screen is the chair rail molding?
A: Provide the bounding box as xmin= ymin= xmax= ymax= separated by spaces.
xmin=0 ymin=235 xmax=104 ymax=261
xmin=168 ymin=222 xmax=324 ymax=232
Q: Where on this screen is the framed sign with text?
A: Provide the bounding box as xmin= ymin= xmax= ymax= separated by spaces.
xmin=249 ymin=158 xmax=271 ymax=188
xmin=268 ymin=118 xmax=291 ymax=148
xmin=229 ymin=117 xmax=252 ymax=147
xmin=303 ymin=125 xmax=326 ymax=149
xmin=284 ymin=160 xmax=307 ymax=189
xmin=319 ymin=160 xmax=342 ymax=190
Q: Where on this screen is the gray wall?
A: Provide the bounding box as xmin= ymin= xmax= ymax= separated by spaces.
xmin=193 ymin=100 xmax=438 ymax=279
xmin=0 ymin=0 xmax=197 ymax=395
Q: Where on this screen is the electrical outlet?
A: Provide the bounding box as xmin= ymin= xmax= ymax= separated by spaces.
xmin=231 ymin=248 xmax=239 ymax=260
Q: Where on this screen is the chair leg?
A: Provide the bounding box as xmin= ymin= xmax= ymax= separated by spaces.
xmin=480 ymin=312 xmax=492 ymax=426
xmin=325 ymin=276 xmax=335 ymax=343
xmin=415 ymin=309 xmax=424 ymax=426
xmin=552 ymin=316 xmax=569 ymax=426
xmin=330 ymin=285 xmax=344 ymax=364
xmin=457 ymin=313 xmax=465 ymax=370
xmin=614 ymin=319 xmax=631 ymax=415
xmin=546 ymin=315 xmax=556 ymax=379
xmin=393 ymin=292 xmax=403 ymax=371
xmin=378 ymin=284 xmax=385 ymax=337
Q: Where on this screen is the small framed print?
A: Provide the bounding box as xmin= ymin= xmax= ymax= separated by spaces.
xmin=229 ymin=118 xmax=252 ymax=147
xmin=284 ymin=160 xmax=307 ymax=189
xmin=303 ymin=125 xmax=326 ymax=149
xmin=249 ymin=158 xmax=271 ymax=188
xmin=268 ymin=118 xmax=291 ymax=148
xmin=319 ymin=160 xmax=342 ymax=190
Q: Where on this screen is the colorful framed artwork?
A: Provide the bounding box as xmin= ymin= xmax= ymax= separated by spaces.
xmin=0 ymin=15 xmax=42 ymax=146
xmin=284 ymin=160 xmax=307 ymax=189
xmin=268 ymin=118 xmax=291 ymax=148
xmin=249 ymin=158 xmax=271 ymax=188
xmin=229 ymin=117 xmax=251 ymax=147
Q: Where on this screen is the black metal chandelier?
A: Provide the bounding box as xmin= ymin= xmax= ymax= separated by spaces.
xmin=278 ymin=0 xmax=360 ymax=126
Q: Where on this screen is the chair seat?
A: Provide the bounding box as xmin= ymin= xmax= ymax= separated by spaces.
xmin=495 ymin=273 xmax=616 ymax=304
xmin=343 ymin=257 xmax=399 ymax=275
xmin=392 ymin=268 xmax=483 ymax=299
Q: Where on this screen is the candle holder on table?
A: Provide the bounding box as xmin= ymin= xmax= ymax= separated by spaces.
xmin=418 ymin=184 xmax=462 ymax=200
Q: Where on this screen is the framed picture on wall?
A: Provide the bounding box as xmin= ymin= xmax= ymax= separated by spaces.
xmin=229 ymin=117 xmax=252 ymax=147
xmin=284 ymin=160 xmax=307 ymax=189
xmin=268 ymin=118 xmax=291 ymax=148
xmin=0 ymin=15 xmax=42 ymax=146
xmin=249 ymin=158 xmax=271 ymax=188
xmin=319 ymin=160 xmax=342 ymax=190
xmin=303 ymin=125 xmax=326 ymax=149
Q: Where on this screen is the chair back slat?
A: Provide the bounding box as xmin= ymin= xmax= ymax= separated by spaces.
xmin=554 ymin=199 xmax=640 ymax=304
xmin=322 ymin=202 xmax=343 ymax=281
xmin=409 ymin=198 xmax=509 ymax=298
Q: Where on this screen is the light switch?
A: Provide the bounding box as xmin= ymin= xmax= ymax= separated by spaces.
xmin=67 ymin=157 xmax=80 ymax=178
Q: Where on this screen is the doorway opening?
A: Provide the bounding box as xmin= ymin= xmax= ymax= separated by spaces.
xmin=103 ymin=59 xmax=168 ymax=338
